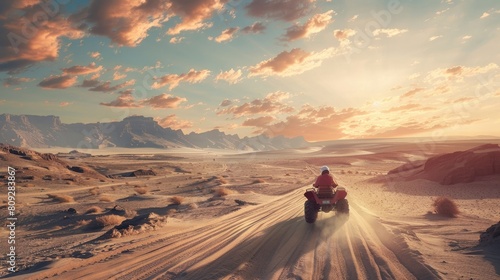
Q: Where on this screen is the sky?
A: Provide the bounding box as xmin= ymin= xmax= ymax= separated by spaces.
xmin=0 ymin=0 xmax=499 ymax=142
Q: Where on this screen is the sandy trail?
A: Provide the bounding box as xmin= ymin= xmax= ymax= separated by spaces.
xmin=14 ymin=187 xmax=439 ymax=280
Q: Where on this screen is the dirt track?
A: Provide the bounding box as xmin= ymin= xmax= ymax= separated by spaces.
xmin=15 ymin=187 xmax=440 ymax=280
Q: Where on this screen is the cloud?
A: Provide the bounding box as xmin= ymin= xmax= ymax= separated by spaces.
xmin=429 ymin=35 xmax=442 ymax=41
xmin=401 ymin=87 xmax=425 ymax=98
xmin=169 ymin=37 xmax=185 ymax=44
xmin=84 ymin=0 xmax=170 ymax=47
xmin=3 ymin=77 xmax=33 ymax=87
xmin=167 ymin=0 xmax=226 ymax=35
xmin=281 ymin=10 xmax=334 ymax=41
xmin=426 ymin=63 xmax=499 ymax=81
xmin=59 ymin=101 xmax=72 ymax=107
xmin=435 ymin=8 xmax=449 ymax=15
xmin=152 ymin=69 xmax=210 ymax=90
xmin=217 ymin=91 xmax=293 ymax=117
xmin=241 ymin=22 xmax=266 ymax=34
xmin=113 ymin=72 xmax=127 ymax=81
xmin=219 ymin=99 xmax=232 ymax=107
xmin=89 ymin=52 xmax=101 ymax=59
xmin=0 ymin=1 xmax=85 ymax=73
xmin=38 ymin=75 xmax=77 ymax=89
xmin=249 ymin=47 xmax=337 ymax=78
xmin=334 ymin=29 xmax=356 ymax=40
xmin=89 ymin=79 xmax=136 ymax=92
xmin=245 ymin=0 xmax=315 ymax=21
xmin=215 ymin=69 xmax=242 ymax=84
xmin=372 ymin=28 xmax=408 ymax=38
xmin=242 ymin=116 xmax=275 ymax=127
xmin=62 ymin=62 xmax=103 ymax=75
xmin=141 ymin=93 xmax=187 ymax=109
xmin=100 ymin=90 xmax=143 ymax=108
xmin=79 ymin=79 xmax=101 ymax=88
xmin=480 ymin=12 xmax=490 ymax=19
xmin=214 ymin=27 xmax=239 ymax=43
xmin=155 ymin=114 xmax=193 ymax=129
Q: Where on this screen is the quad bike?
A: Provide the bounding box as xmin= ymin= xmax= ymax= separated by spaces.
xmin=303 ymin=186 xmax=349 ymax=223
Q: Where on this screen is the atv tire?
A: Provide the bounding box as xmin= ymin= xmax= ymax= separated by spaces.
xmin=304 ymin=200 xmax=318 ymax=223
xmin=336 ymin=198 xmax=349 ymax=214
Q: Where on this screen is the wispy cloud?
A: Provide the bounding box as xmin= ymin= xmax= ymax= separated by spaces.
xmin=372 ymin=28 xmax=408 ymax=38
xmin=216 ymin=69 xmax=243 ymax=84
xmin=241 ymin=22 xmax=266 ymax=34
xmin=429 ymin=35 xmax=443 ymax=41
xmin=142 ymin=93 xmax=188 ymax=109
xmin=38 ymin=75 xmax=78 ymax=89
xmin=155 ymin=114 xmax=193 ymax=129
xmin=217 ymin=91 xmax=294 ymax=117
xmin=281 ymin=10 xmax=334 ymax=42
xmin=249 ymin=47 xmax=338 ymax=78
xmin=100 ymin=90 xmax=143 ymax=108
xmin=167 ymin=0 xmax=225 ymax=35
xmin=152 ymin=69 xmax=211 ymax=90
xmin=62 ymin=63 xmax=103 ymax=75
xmin=213 ymin=27 xmax=239 ymax=43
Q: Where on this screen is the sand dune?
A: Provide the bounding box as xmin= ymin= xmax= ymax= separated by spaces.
xmin=1 ymin=140 xmax=499 ymax=279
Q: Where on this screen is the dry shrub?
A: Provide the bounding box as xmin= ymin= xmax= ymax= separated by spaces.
xmin=125 ymin=209 xmax=137 ymax=218
xmin=214 ymin=187 xmax=232 ymax=197
xmin=85 ymin=206 xmax=103 ymax=214
xmin=94 ymin=214 xmax=126 ymax=228
xmin=188 ymin=203 xmax=198 ymax=209
xmin=134 ymin=185 xmax=148 ymax=195
xmin=433 ymin=197 xmax=460 ymax=217
xmin=252 ymin=179 xmax=265 ymax=184
xmin=99 ymin=196 xmax=114 ymax=202
xmin=217 ymin=177 xmax=228 ymax=184
xmin=89 ymin=187 xmax=100 ymax=195
xmin=47 ymin=194 xmax=74 ymax=203
xmin=169 ymin=196 xmax=184 ymax=205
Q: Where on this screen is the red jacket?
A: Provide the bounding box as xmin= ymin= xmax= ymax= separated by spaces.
xmin=314 ymin=174 xmax=337 ymax=188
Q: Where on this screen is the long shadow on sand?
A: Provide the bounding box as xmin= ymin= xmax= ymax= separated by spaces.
xmin=482 ymin=243 xmax=500 ymax=275
xmin=170 ymin=214 xmax=349 ymax=280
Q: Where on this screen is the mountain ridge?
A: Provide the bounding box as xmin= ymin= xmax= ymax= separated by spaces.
xmin=0 ymin=114 xmax=309 ymax=151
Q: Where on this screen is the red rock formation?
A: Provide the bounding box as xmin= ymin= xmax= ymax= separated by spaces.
xmin=389 ymin=144 xmax=500 ymax=185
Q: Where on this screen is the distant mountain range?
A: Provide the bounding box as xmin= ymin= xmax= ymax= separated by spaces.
xmin=0 ymin=114 xmax=309 ymax=151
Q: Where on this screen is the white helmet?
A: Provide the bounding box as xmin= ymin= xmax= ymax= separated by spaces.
xmin=320 ymin=166 xmax=330 ymax=173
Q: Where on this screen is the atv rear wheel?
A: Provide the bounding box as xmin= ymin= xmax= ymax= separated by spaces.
xmin=304 ymin=200 xmax=318 ymax=223
xmin=336 ymin=198 xmax=349 ymax=214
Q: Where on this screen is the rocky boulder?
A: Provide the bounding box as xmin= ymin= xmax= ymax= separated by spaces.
xmin=388 ymin=144 xmax=500 ymax=185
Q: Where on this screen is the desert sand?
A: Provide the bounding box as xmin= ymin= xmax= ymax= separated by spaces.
xmin=1 ymin=139 xmax=499 ymax=279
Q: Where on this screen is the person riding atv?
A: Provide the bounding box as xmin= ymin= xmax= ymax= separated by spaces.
xmin=304 ymin=165 xmax=349 ymax=223
xmin=313 ymin=165 xmax=338 ymax=191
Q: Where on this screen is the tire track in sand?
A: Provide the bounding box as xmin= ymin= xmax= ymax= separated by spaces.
xmin=17 ymin=187 xmax=440 ymax=280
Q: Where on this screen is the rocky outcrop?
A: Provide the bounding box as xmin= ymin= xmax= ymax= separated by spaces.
xmin=480 ymin=221 xmax=500 ymax=244
xmin=388 ymin=144 xmax=500 ymax=185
